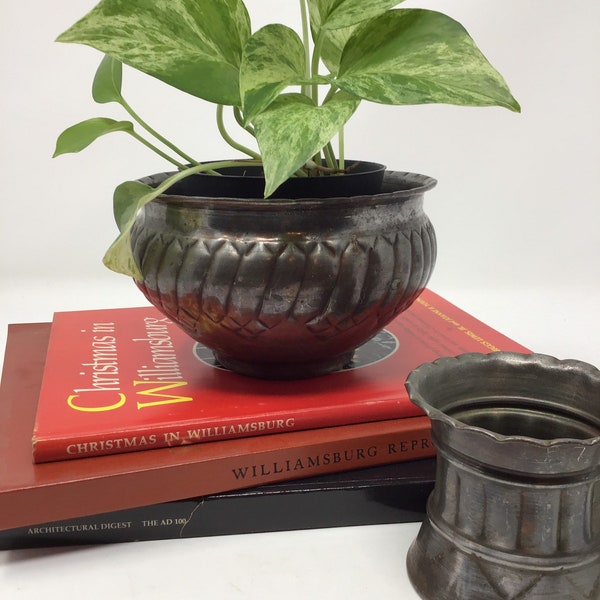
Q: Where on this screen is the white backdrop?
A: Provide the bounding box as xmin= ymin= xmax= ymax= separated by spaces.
xmin=0 ymin=4 xmax=599 ymax=599
xmin=2 ymin=1 xmax=599 ymax=359
xmin=1 ymin=0 xmax=598 ymax=285
xmin=0 ymin=2 xmax=599 ymax=354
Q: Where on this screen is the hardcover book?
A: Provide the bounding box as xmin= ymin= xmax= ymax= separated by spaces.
xmin=0 ymin=459 xmax=436 ymax=549
xmin=32 ymin=289 xmax=530 ymax=462
xmin=0 ymin=321 xmax=435 ymax=531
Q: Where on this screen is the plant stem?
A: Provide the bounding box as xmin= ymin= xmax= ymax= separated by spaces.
xmin=216 ymin=105 xmax=261 ymax=160
xmin=157 ymin=159 xmax=264 ymax=194
xmin=323 ymin=85 xmax=338 ymax=103
xmin=338 ymin=126 xmax=345 ymax=170
xmin=321 ymin=87 xmax=341 ymax=169
xmin=299 ymin=0 xmax=311 ymax=98
xmin=311 ymin=33 xmax=324 ymax=105
xmin=323 ymin=143 xmax=337 ymax=169
xmin=129 ymin=131 xmax=187 ymax=169
xmin=119 ymin=96 xmax=199 ymax=166
xmin=233 ymin=107 xmax=255 ymax=136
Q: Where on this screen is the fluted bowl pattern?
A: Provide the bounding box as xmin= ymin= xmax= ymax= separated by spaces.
xmin=130 ymin=170 xmax=437 ymax=378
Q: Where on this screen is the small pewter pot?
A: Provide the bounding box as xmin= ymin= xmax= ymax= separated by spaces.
xmin=405 ymin=352 xmax=600 ymax=600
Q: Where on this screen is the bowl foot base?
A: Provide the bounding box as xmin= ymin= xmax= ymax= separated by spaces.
xmin=213 ymin=350 xmax=355 ymax=380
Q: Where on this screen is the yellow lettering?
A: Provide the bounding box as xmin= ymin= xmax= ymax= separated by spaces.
xmin=67 ymin=393 xmax=126 ymax=412
xmin=134 ymin=381 xmax=192 ymax=409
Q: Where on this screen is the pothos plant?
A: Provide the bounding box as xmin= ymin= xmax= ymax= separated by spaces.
xmin=54 ymin=0 xmax=519 ymax=279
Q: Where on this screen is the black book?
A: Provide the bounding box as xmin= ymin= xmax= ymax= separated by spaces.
xmin=0 ymin=458 xmax=435 ymax=549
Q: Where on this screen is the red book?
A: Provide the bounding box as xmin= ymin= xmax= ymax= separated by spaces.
xmin=32 ymin=289 xmax=530 ymax=462
xmin=0 ymin=322 xmax=435 ymax=530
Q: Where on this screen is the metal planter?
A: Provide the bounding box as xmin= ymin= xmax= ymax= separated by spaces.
xmin=130 ymin=169 xmax=437 ymax=379
xmin=405 ymin=351 xmax=600 ymax=600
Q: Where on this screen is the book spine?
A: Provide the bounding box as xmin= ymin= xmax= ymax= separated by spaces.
xmin=32 ymin=403 xmax=417 ymax=463
xmin=3 ymin=417 xmax=434 ymax=530
xmin=0 ymin=462 xmax=435 ymax=550
xmin=219 ymin=424 xmax=434 ymax=488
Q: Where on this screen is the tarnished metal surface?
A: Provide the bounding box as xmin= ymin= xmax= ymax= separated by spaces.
xmin=130 ymin=170 xmax=437 ymax=379
xmin=405 ymin=352 xmax=600 ymax=600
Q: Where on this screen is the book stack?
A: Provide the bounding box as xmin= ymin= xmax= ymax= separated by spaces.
xmin=0 ymin=290 xmax=529 ymax=549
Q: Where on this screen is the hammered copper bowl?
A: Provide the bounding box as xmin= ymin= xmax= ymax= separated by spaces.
xmin=130 ymin=169 xmax=437 ymax=379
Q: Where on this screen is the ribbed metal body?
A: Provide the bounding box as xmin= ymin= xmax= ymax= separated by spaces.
xmin=130 ymin=170 xmax=437 ymax=378
xmin=405 ymin=352 xmax=600 ymax=600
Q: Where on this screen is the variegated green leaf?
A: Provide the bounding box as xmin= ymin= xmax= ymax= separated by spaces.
xmin=336 ymin=9 xmax=521 ymax=112
xmin=310 ymin=1 xmax=404 ymax=73
xmin=308 ymin=0 xmax=402 ymax=32
xmin=92 ymin=55 xmax=123 ymax=104
xmin=53 ymin=117 xmax=134 ymax=156
xmin=253 ymin=92 xmax=360 ymax=197
xmin=113 ymin=180 xmax=153 ymax=232
xmin=240 ymin=25 xmax=306 ymax=123
xmin=103 ymin=181 xmax=157 ymax=279
xmin=320 ymin=25 xmax=357 ymax=74
xmin=104 ymin=161 xmax=244 ymax=278
xmin=57 ymin=0 xmax=251 ymax=106
xmin=103 ymin=226 xmax=142 ymax=280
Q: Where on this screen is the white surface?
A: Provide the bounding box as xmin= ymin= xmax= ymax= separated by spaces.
xmin=0 ymin=522 xmax=423 ymax=600
xmin=1 ymin=1 xmax=599 ymax=599
xmin=1 ymin=285 xmax=599 ymax=600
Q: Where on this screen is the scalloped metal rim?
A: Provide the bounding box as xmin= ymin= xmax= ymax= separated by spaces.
xmin=405 ymin=351 xmax=600 ymax=448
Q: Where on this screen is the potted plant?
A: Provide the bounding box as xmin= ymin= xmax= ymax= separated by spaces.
xmin=54 ymin=0 xmax=520 ymax=379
